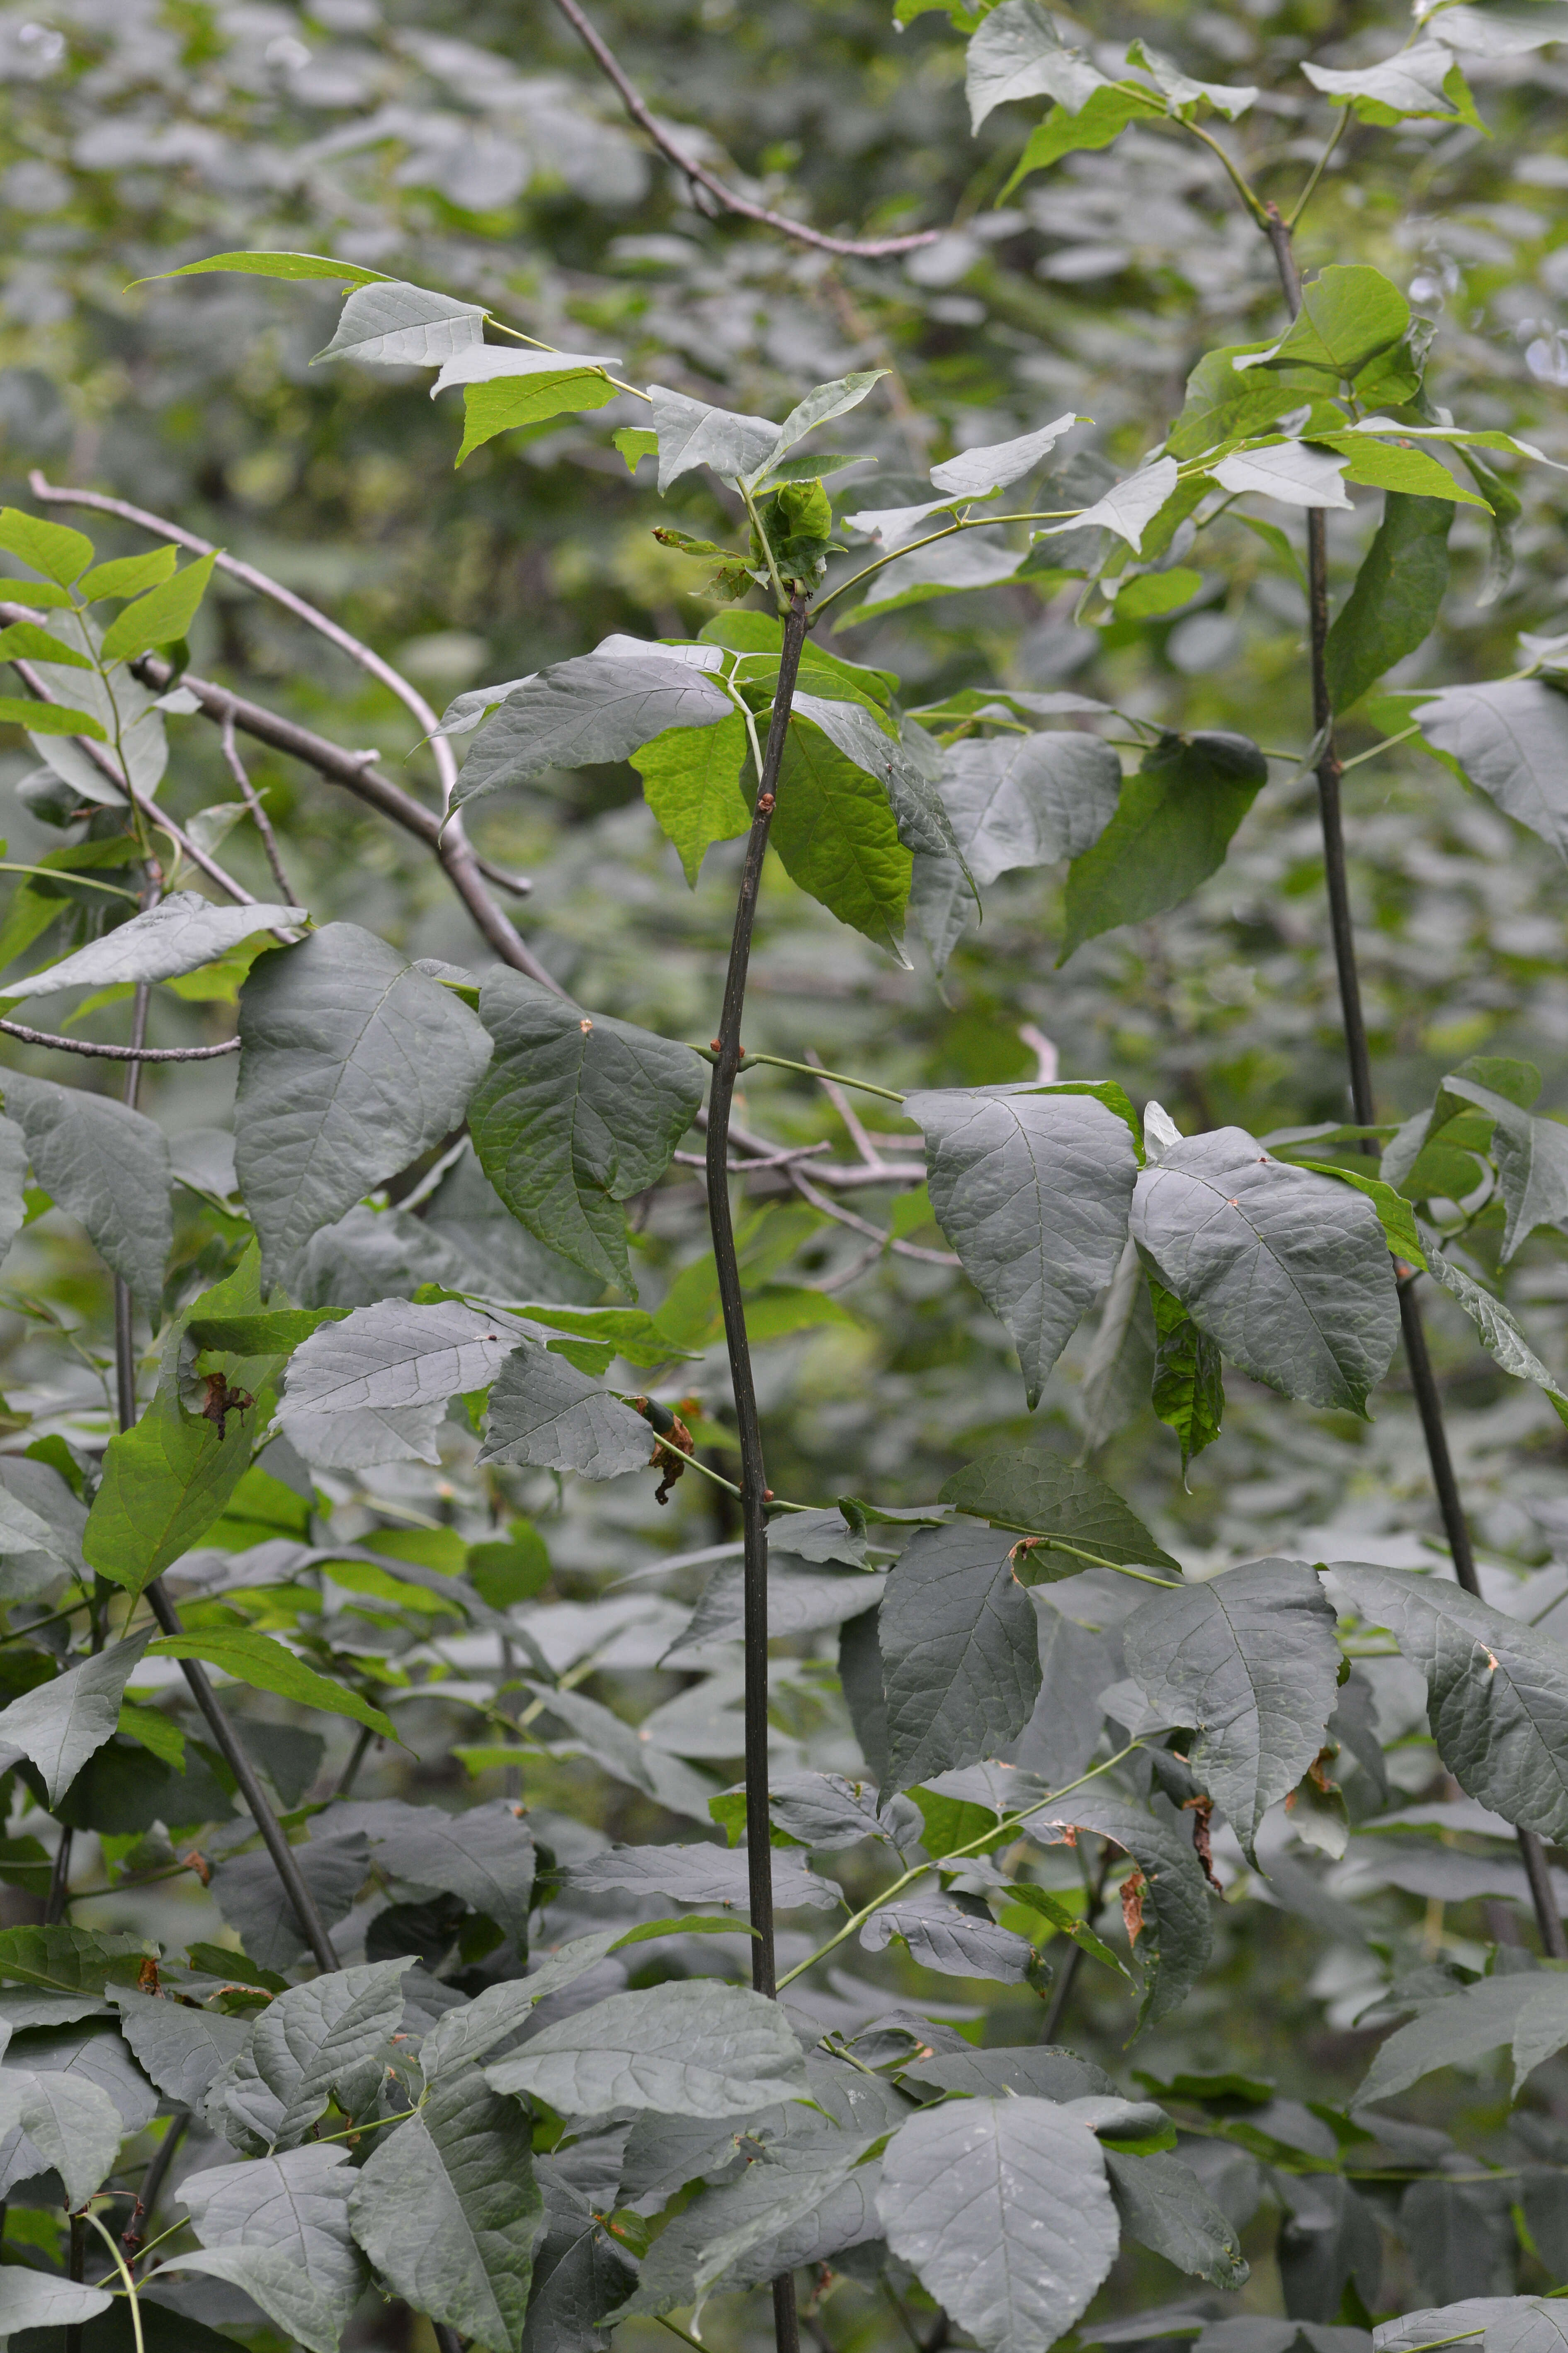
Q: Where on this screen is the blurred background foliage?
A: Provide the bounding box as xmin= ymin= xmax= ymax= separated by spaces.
xmin=2 ymin=0 xmax=1568 ymax=2343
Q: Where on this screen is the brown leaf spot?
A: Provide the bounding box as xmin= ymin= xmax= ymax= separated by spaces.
xmin=1120 ymin=1865 xmax=1148 ymax=1946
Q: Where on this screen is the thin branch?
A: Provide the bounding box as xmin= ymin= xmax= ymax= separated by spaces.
xmin=128 ymin=654 xmax=565 ymax=995
xmin=220 ymin=715 xmax=296 ymax=904
xmin=807 ymin=1050 xmax=887 ymax=1167
xmin=789 ymin=1164 xmax=960 ymax=1266
xmin=550 ymin=0 xmax=940 ymax=259
xmin=0 ymin=1020 xmax=238 ymax=1062
xmin=27 ymin=472 xmax=463 ymax=808
xmin=0 ymin=634 xmax=260 ymax=909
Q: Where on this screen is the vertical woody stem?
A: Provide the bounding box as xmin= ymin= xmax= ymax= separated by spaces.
xmin=703 ymin=588 xmax=811 ymax=2353
xmin=1263 ymin=202 xmax=1568 ymax=1960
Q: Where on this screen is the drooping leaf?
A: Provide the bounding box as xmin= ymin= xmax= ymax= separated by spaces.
xmin=646 ymin=386 xmax=782 ymax=490
xmin=939 ymin=731 xmax=1121 ymax=885
xmin=2 ymin=1069 xmax=171 ymax=1305
xmin=350 ymin=2058 xmax=544 ymax=2351
xmin=1147 ymin=1275 xmax=1224 ymax=1473
xmin=1420 ymin=1235 xmax=1568 ymax=1416
xmin=631 ymin=714 xmax=752 ymax=885
xmin=628 ymin=2141 xmax=887 ymax=2317
xmin=789 ymin=693 xmax=961 ymax=865
xmin=234 ymin=923 xmax=493 ymax=1290
xmin=1061 ymin=730 xmax=1267 ymax=959
xmin=0 ymin=1628 xmax=150 ymax=1804
xmin=455 ymin=371 xmax=617 ymax=465
xmin=450 ymin=651 xmax=733 ymax=811
xmin=878 ymin=2097 xmax=1119 ymax=2353
xmin=1105 ymin=2149 xmax=1249 ymax=2288
xmin=1324 ymin=495 xmax=1452 ymax=716
xmin=85 ymin=1248 xmax=278 ymax=1594
xmin=329 ymin=1798 xmax=534 ymax=1940
xmin=478 ymin=1343 xmax=656 ymax=1479
xmin=1413 ymin=679 xmax=1568 ymax=861
xmin=565 ymin=1839 xmax=841 ymax=1911
xmin=1332 ymin=1563 xmax=1568 ymax=1841
xmin=877 ymin=1521 xmax=1042 ymax=1793
xmin=171 ymin=2144 xmax=367 ymax=2353
xmin=903 ymin=1084 xmax=1140 ymax=1405
xmin=313 ymin=278 xmax=486 ymax=368
xmin=0 ymin=2273 xmax=114 ymax=2338
xmin=209 ymin=1833 xmax=374 ymax=1977
xmin=279 ymin=1298 xmax=527 ymax=1468
xmin=770 ymin=718 xmax=913 ymax=957
xmin=0 ymin=2059 xmax=124 ymax=2206
xmin=861 ymin=1893 xmax=1039 ymax=1981
xmin=520 ymin=2163 xmax=639 ymax=2353
xmin=1301 ymin=41 xmax=1471 ymax=123
xmin=939 ymin=1446 xmax=1181 ymax=1576
xmin=1000 ymin=81 xmax=1167 ymax=196
xmin=111 ymin=1987 xmax=252 ymax=2108
xmin=1131 ymin=1128 xmax=1399 ymax=1412
xmin=966 ymin=2 xmax=1108 ymax=129
xmin=1352 ymin=1973 xmax=1543 ymax=2110
xmin=1027 ymin=1792 xmax=1212 ymax=2029
xmin=1439 ymin=1076 xmax=1568 ymax=1261
xmin=930 ymin=411 xmax=1081 ymax=498
xmin=468 ymin=970 xmax=704 ymax=1291
xmin=1122 ymin=1558 xmax=1342 ymax=1862
xmin=0 ymin=892 xmax=303 ymax=1002
xmin=204 ymin=1957 xmax=412 ymax=2154
xmin=485 ymin=1979 xmax=811 ymax=2117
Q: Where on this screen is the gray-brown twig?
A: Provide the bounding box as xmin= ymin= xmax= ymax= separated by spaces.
xmin=551 ymin=0 xmax=940 ymax=259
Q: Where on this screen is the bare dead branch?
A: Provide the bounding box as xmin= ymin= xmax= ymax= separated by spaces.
xmin=220 ymin=713 xmax=296 ymax=904
xmin=0 ymin=1020 xmax=239 ymax=1062
xmin=551 ymin=0 xmax=942 ymax=260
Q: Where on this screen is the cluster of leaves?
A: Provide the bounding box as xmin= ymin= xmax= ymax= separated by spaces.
xmin=1 ymin=5 xmax=1568 ymax=2353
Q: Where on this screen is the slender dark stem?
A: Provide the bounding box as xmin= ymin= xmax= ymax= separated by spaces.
xmin=112 ymin=987 xmax=150 ymax=1434
xmin=1262 ymin=201 xmax=1568 ymax=1963
xmin=65 ymin=2210 xmax=86 ymax=2353
xmin=706 ymin=587 xmax=810 ymax=2007
xmin=44 ymin=1828 xmax=73 ymax=1924
xmin=333 ymin=1720 xmax=376 ymax=1801
xmin=704 ymin=593 xmax=810 ymax=2353
xmin=121 ymin=2111 xmax=189 ymax=2255
xmin=434 ymin=2326 xmax=465 ymax=2353
xmin=1037 ymin=1840 xmax=1113 ymax=2043
xmin=141 ymin=1577 xmax=341 ymax=1972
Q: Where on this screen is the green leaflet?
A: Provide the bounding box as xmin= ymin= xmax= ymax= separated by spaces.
xmin=144 ymin=249 xmax=389 ymax=285
xmin=1121 ymin=1558 xmax=1342 ymax=1864
xmin=1060 ymin=730 xmax=1267 ymax=960
xmin=880 ymin=2098 xmax=1119 ymax=2348
xmin=876 ymin=1521 xmax=1041 ymax=1792
xmin=78 ymin=545 xmax=178 ymax=600
xmin=631 ymin=713 xmax=753 ymax=885
xmin=1326 ymin=435 xmax=1487 ymax=506
xmin=1249 ymin=264 xmax=1410 ymax=381
xmin=1000 ymin=83 xmax=1164 ymax=197
xmin=939 ymin=1445 xmax=1180 ymax=1576
xmin=1148 ymin=1274 xmax=1223 ymax=1474
xmin=83 ymin=1247 xmax=280 ymax=1595
xmin=469 ymin=970 xmax=706 ymax=1292
xmin=456 ymin=370 xmax=617 ymax=465
xmin=0 ymin=1923 xmax=149 ymax=1992
xmin=0 ymin=506 xmax=92 ymax=587
xmin=98 ymin=548 xmax=218 ymax=661
xmin=149 ymin=1629 xmax=396 ymax=1738
xmin=1296 ymin=1160 xmax=1427 ymax=1268
xmin=1324 ymin=493 xmax=1452 ymax=715
xmin=771 ymin=716 xmax=912 ymax=958
xmin=348 ymin=2063 xmax=544 ymax=2347
xmin=1165 ymin=345 xmax=1339 ymax=462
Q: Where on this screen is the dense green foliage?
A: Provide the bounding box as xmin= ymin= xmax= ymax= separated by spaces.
xmin=1 ymin=5 xmax=1568 ymax=2353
